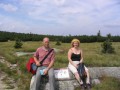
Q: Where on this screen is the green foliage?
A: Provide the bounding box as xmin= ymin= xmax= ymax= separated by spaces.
xmin=56 ymin=41 xmax=61 ymax=46
xmin=97 ymin=30 xmax=103 ymax=42
xmin=101 ymin=33 xmax=115 ymax=54
xmin=14 ymin=39 xmax=23 ymax=48
xmin=97 ymin=30 xmax=101 ymax=37
xmin=1 ymin=31 xmax=120 ymax=43
xmin=101 ymin=39 xmax=115 ymax=53
xmin=107 ymin=33 xmax=112 ymax=40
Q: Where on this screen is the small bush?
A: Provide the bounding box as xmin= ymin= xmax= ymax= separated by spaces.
xmin=55 ymin=41 xmax=61 ymax=46
xmin=101 ymin=39 xmax=115 ymax=53
xmin=14 ymin=39 xmax=23 ymax=48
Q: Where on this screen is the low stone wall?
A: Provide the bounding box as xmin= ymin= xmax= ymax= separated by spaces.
xmin=30 ymin=67 xmax=120 ymax=90
xmin=30 ymin=70 xmax=78 ymax=90
xmin=88 ymin=67 xmax=120 ymax=79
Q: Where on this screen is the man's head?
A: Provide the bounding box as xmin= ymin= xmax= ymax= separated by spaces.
xmin=43 ymin=37 xmax=50 ymax=48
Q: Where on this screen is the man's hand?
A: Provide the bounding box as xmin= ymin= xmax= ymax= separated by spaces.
xmin=36 ymin=61 xmax=40 ymax=66
xmin=43 ymin=68 xmax=49 ymax=75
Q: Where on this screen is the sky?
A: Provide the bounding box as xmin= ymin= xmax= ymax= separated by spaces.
xmin=0 ymin=0 xmax=120 ymax=36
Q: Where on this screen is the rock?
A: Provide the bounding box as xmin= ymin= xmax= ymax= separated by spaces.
xmin=15 ymin=52 xmax=35 ymax=57
xmin=30 ymin=67 xmax=120 ymax=90
xmin=10 ymin=64 xmax=17 ymax=70
xmin=0 ymin=58 xmax=5 ymax=63
xmin=0 ymin=56 xmax=5 ymax=59
xmin=88 ymin=67 xmax=120 ymax=79
xmin=53 ymin=48 xmax=64 ymax=53
xmin=92 ymin=79 xmax=101 ymax=85
xmin=15 ymin=48 xmax=64 ymax=57
xmin=30 ymin=74 xmax=76 ymax=90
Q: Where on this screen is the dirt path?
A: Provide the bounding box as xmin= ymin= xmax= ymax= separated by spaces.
xmin=0 ymin=72 xmax=7 ymax=90
xmin=0 ymin=56 xmax=18 ymax=90
xmin=0 ymin=71 xmax=18 ymax=90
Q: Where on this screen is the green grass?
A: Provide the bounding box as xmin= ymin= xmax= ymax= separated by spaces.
xmin=1 ymin=41 xmax=120 ymax=67
xmin=0 ymin=41 xmax=120 ymax=90
xmin=92 ymin=76 xmax=120 ymax=90
xmin=75 ymin=76 xmax=120 ymax=90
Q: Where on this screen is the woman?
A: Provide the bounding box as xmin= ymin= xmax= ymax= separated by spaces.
xmin=68 ymin=39 xmax=90 ymax=89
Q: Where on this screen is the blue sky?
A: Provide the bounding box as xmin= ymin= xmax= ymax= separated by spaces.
xmin=0 ymin=0 xmax=120 ymax=36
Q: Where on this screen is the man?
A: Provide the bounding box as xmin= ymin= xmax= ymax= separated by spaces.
xmin=33 ymin=37 xmax=55 ymax=90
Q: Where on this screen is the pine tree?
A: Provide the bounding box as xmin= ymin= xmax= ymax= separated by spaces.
xmin=101 ymin=34 xmax=115 ymax=53
xmin=14 ymin=39 xmax=23 ymax=48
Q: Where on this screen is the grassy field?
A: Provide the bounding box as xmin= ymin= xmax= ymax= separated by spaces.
xmin=0 ymin=41 xmax=120 ymax=90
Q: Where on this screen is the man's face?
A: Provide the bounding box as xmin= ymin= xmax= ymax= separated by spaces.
xmin=43 ymin=38 xmax=49 ymax=48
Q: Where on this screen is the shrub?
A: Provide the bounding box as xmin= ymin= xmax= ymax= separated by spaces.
xmin=101 ymin=39 xmax=115 ymax=53
xmin=56 ymin=41 xmax=61 ymax=46
xmin=14 ymin=39 xmax=23 ymax=48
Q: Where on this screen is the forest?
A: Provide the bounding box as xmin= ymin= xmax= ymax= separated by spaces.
xmin=0 ymin=31 xmax=120 ymax=42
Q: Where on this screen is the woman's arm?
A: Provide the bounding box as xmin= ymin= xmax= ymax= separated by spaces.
xmin=80 ymin=49 xmax=83 ymax=63
xmin=68 ymin=49 xmax=78 ymax=68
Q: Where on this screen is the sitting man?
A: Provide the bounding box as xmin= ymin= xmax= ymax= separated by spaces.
xmin=33 ymin=37 xmax=55 ymax=90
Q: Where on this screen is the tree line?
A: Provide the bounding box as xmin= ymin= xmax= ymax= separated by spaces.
xmin=0 ymin=31 xmax=120 ymax=43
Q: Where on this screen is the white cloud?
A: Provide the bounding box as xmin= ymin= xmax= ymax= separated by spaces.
xmin=0 ymin=3 xmax=18 ymax=12
xmin=60 ymin=6 xmax=85 ymax=14
xmin=0 ymin=14 xmax=30 ymax=32
xmin=0 ymin=0 xmax=120 ymax=35
xmin=28 ymin=5 xmax=49 ymax=17
xmin=20 ymin=0 xmax=47 ymax=6
xmin=54 ymin=0 xmax=66 ymax=6
xmin=20 ymin=0 xmax=120 ymax=29
xmin=20 ymin=0 xmax=66 ymax=6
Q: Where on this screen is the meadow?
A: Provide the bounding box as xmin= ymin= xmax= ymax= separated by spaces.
xmin=0 ymin=41 xmax=120 ymax=90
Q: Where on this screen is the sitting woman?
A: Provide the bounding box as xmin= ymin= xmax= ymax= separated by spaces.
xmin=68 ymin=39 xmax=91 ymax=89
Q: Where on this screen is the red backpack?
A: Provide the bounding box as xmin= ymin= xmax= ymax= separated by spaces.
xmin=26 ymin=57 xmax=36 ymax=75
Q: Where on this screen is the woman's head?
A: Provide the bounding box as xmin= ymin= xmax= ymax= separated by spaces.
xmin=71 ymin=39 xmax=80 ymax=47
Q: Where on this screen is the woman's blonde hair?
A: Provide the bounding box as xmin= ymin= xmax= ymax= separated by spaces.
xmin=71 ymin=39 xmax=80 ymax=47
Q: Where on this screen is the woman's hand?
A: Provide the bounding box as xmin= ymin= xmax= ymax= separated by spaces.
xmin=74 ymin=64 xmax=79 ymax=69
xmin=79 ymin=60 xmax=83 ymax=63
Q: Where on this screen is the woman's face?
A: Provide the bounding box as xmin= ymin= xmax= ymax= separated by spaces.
xmin=73 ymin=41 xmax=79 ymax=47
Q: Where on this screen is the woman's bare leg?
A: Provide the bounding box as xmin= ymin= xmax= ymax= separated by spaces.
xmin=85 ymin=67 xmax=90 ymax=84
xmin=74 ymin=72 xmax=83 ymax=84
